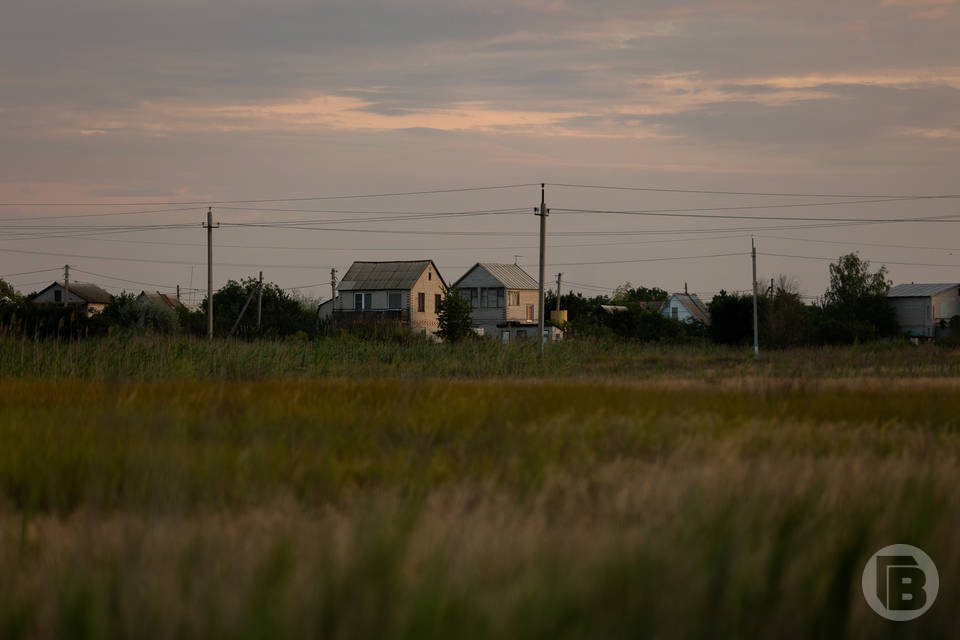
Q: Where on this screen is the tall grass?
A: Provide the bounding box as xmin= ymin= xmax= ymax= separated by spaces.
xmin=1 ymin=334 xmax=959 ymax=379
xmin=1 ymin=378 xmax=958 ymax=638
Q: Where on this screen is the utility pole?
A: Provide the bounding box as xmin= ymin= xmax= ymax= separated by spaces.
xmin=535 ymin=183 xmax=549 ymax=354
xmin=330 ymin=268 xmax=338 ymax=310
xmin=256 ymin=271 xmax=263 ymax=330
xmin=751 ymin=237 xmax=759 ymax=358
xmin=555 ymin=273 xmax=562 ymax=312
xmin=203 ymin=206 xmax=219 ymax=339
xmin=176 ymin=284 xmax=181 ymax=302
xmin=63 ymin=264 xmax=69 ymax=306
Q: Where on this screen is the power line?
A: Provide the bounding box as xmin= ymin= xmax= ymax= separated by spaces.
xmin=0 ymin=183 xmax=540 ymax=207
xmin=761 ymin=252 xmax=960 ymax=268
xmin=537 ymin=252 xmax=748 ymax=267
xmin=0 ymin=266 xmax=63 ymax=278
xmin=0 ymin=206 xmax=200 ymax=223
xmin=554 ymin=207 xmax=960 ymax=223
xmin=70 ymin=268 xmax=194 ymax=291
xmin=758 ymin=234 xmax=960 ymax=253
xmin=548 ymin=182 xmax=960 ymax=199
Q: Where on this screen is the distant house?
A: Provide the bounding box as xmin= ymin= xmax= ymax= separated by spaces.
xmin=453 ymin=262 xmax=560 ymax=342
xmin=28 ymin=281 xmax=112 ymax=316
xmin=888 ymin=283 xmax=960 ymax=338
xmin=337 ymin=260 xmax=446 ymax=335
xmin=137 ymin=290 xmax=185 ymax=312
xmin=316 ymin=298 xmax=334 ymax=322
xmin=661 ymin=293 xmax=710 ymax=325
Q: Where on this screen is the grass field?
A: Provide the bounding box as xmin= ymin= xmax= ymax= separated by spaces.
xmin=1 ymin=337 xmax=958 ymax=638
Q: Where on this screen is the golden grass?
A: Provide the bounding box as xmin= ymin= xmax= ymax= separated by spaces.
xmin=1 ymin=376 xmax=959 ymax=637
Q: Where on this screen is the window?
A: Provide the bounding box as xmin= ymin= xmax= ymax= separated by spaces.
xmin=470 ymin=288 xmax=479 ymax=308
xmin=418 ymin=292 xmax=425 ymax=312
xmin=484 ymin=288 xmax=499 ymax=308
xmin=388 ymin=293 xmax=402 ymax=310
xmin=354 ymin=293 xmax=371 ymax=310
xmin=434 ymin=293 xmax=441 ymax=311
xmin=526 ymin=305 xmax=534 ymax=322
xmin=671 ymin=306 xmax=679 ymax=319
xmin=54 ymin=289 xmax=62 ymax=303
xmin=428 ymin=271 xmax=432 ymax=280
xmin=506 ymin=291 xmax=520 ymax=306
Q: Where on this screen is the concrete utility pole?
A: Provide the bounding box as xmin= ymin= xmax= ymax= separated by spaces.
xmin=63 ymin=264 xmax=69 ymax=306
xmin=535 ymin=183 xmax=549 ymax=354
xmin=330 ymin=268 xmax=338 ymax=310
xmin=256 ymin=271 xmax=263 ymax=330
xmin=751 ymin=236 xmax=759 ymax=358
xmin=176 ymin=284 xmax=181 ymax=302
xmin=555 ymin=273 xmax=562 ymax=312
xmin=203 ymin=206 xmax=219 ymax=339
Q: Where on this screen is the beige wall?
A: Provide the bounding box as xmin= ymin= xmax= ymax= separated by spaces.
xmin=506 ymin=289 xmax=538 ymax=323
xmin=409 ymin=263 xmax=445 ymax=335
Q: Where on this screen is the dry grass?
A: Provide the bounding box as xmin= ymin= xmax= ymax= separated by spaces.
xmin=1 ymin=376 xmax=959 ymax=638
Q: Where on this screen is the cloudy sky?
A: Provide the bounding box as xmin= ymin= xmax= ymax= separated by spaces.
xmin=1 ymin=0 xmax=959 ymax=303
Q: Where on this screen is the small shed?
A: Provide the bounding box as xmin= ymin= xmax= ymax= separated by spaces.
xmin=888 ymin=283 xmax=960 ymax=338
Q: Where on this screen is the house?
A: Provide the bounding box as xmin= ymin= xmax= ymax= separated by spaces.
xmin=316 ymin=298 xmax=334 ymax=322
xmin=28 ymin=281 xmax=112 ymax=316
xmin=887 ymin=283 xmax=960 ymax=338
xmin=661 ymin=293 xmax=710 ymax=325
xmin=336 ymin=260 xmax=446 ymax=335
xmin=137 ymin=290 xmax=185 ymax=312
xmin=453 ymin=262 xmax=560 ymax=342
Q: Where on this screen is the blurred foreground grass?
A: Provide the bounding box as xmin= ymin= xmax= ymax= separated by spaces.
xmin=1 ymin=377 xmax=958 ymax=638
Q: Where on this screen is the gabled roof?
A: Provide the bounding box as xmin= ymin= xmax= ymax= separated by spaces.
xmin=30 ymin=281 xmax=113 ymax=304
xmin=339 ymin=260 xmax=444 ymax=291
xmin=888 ymin=283 xmax=959 ymax=298
xmin=139 ymin=291 xmax=185 ymax=310
xmin=667 ymin=293 xmax=710 ymax=324
xmin=596 ymin=304 xmax=628 ymax=314
xmin=453 ymin=263 xmax=539 ymax=290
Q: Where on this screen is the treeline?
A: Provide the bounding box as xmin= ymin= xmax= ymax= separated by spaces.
xmin=0 ymin=277 xmax=317 ymax=339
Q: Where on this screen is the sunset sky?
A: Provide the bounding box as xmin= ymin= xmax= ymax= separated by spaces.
xmin=2 ymin=0 xmax=959 ymax=302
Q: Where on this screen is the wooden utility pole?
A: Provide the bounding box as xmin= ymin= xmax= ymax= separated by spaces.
xmin=256 ymin=271 xmax=263 ymax=330
xmin=330 ymin=268 xmax=337 ymax=310
xmin=63 ymin=264 xmax=69 ymax=306
xmin=203 ymin=206 xmax=219 ymax=339
xmin=555 ymin=273 xmax=562 ymax=312
xmin=535 ymin=184 xmax=548 ymax=354
xmin=751 ymin=237 xmax=759 ymax=358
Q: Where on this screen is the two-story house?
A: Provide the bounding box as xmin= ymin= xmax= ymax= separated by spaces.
xmin=453 ymin=262 xmax=547 ymax=341
xmin=336 ymin=260 xmax=446 ymax=336
xmin=28 ymin=281 xmax=112 ymax=317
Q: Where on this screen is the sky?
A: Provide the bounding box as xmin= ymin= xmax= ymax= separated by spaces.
xmin=1 ymin=0 xmax=959 ymax=304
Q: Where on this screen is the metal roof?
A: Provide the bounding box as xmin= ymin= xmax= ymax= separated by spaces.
xmin=453 ymin=263 xmax=539 ymax=290
xmin=31 ymin=281 xmax=113 ymax=304
xmin=888 ymin=283 xmax=959 ymax=298
xmin=339 ymin=260 xmax=440 ymax=291
xmin=668 ymin=293 xmax=710 ymax=324
xmin=139 ymin=291 xmax=184 ymax=310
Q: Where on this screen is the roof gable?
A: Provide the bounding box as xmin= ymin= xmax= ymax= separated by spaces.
xmin=453 ymin=263 xmax=539 ymax=290
xmin=339 ymin=260 xmax=444 ymax=291
xmin=30 ymin=281 xmax=112 ymax=304
xmin=667 ymin=293 xmax=710 ymax=324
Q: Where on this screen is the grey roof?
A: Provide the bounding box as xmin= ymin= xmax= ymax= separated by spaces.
xmin=888 ymin=283 xmax=959 ymax=298
xmin=31 ymin=281 xmax=113 ymax=304
xmin=669 ymin=293 xmax=710 ymax=324
xmin=453 ymin=263 xmax=539 ymax=290
xmin=139 ymin=291 xmax=185 ymax=310
xmin=339 ymin=260 xmax=442 ymax=291
xmin=597 ymin=305 xmax=628 ymax=314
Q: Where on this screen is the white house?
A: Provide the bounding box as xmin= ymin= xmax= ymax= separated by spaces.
xmin=888 ymin=283 xmax=960 ymax=338
xmin=661 ymin=293 xmax=710 ymax=325
xmin=28 ymin=281 xmax=112 ymax=316
xmin=337 ymin=260 xmax=446 ymax=335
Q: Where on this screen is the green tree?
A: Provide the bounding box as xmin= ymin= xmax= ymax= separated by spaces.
xmin=0 ymin=278 xmax=19 ymax=302
xmin=610 ymin=282 xmax=668 ymax=304
xmin=436 ymin=286 xmax=473 ymax=342
xmin=198 ymin=278 xmax=316 ymax=338
xmin=817 ymin=253 xmax=897 ymax=342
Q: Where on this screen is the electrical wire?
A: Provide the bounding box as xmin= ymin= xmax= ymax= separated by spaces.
xmin=0 ymin=267 xmax=63 ymax=278
xmin=761 ymin=252 xmax=960 ymax=268
xmin=547 ymin=182 xmax=960 ymax=199
xmin=0 ymin=183 xmax=540 ymax=206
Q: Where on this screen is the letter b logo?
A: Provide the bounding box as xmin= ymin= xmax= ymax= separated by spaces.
xmin=863 ymin=545 xmax=938 ymax=621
